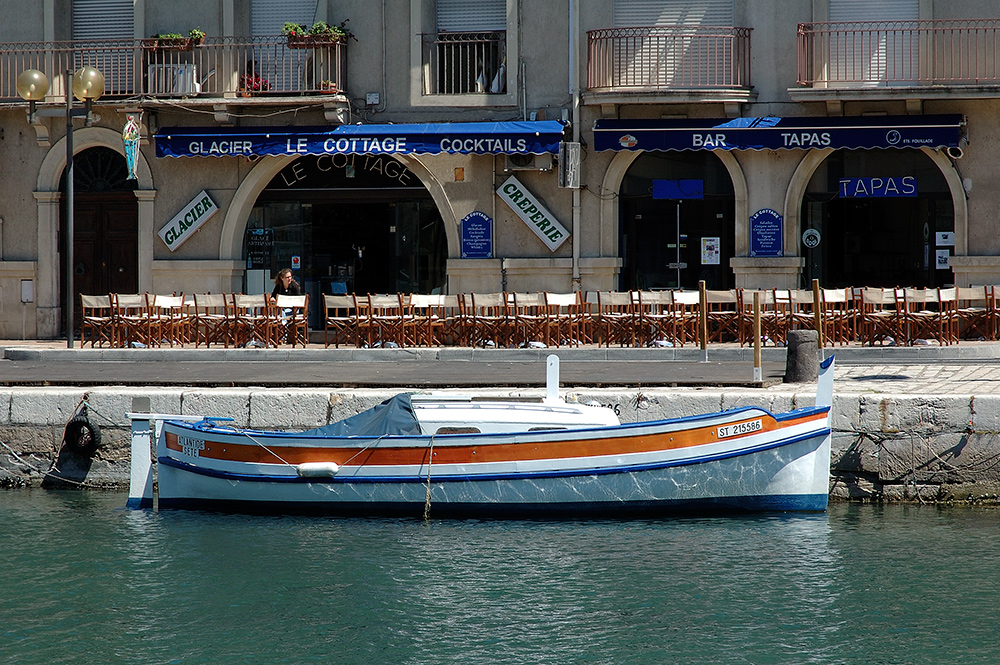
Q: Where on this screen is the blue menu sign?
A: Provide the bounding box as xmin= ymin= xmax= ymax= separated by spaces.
xmin=749 ymin=208 xmax=783 ymax=257
xmin=460 ymin=211 xmax=493 ymax=259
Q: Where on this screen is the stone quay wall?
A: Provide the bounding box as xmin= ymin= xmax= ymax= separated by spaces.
xmin=2 ymin=385 xmax=1000 ymax=502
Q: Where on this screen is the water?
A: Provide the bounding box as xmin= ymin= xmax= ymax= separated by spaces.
xmin=2 ymin=491 xmax=998 ymax=665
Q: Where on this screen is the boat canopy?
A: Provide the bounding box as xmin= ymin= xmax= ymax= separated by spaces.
xmin=299 ymin=394 xmax=421 ymax=437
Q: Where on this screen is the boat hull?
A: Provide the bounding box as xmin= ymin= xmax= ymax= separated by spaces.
xmin=156 ymin=406 xmax=832 ymax=516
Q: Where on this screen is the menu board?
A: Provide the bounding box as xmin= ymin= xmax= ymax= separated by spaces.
xmin=246 ymin=228 xmax=274 ymax=269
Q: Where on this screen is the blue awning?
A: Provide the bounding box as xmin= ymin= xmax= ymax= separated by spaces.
xmin=593 ymin=115 xmax=964 ymax=152
xmin=155 ymin=121 xmax=567 ymax=158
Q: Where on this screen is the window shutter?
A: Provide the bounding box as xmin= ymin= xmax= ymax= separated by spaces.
xmin=613 ymin=0 xmax=734 ymax=28
xmin=250 ymin=0 xmax=318 ymax=36
xmin=72 ymin=0 xmax=134 ymax=39
xmin=829 ymin=0 xmax=919 ymax=21
xmin=436 ymin=0 xmax=506 ymax=32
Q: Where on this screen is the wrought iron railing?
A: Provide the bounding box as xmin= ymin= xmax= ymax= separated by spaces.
xmin=586 ymin=26 xmax=752 ymax=90
xmin=0 ymin=36 xmax=347 ymax=101
xmin=420 ymin=32 xmax=507 ymax=95
xmin=798 ymin=20 xmax=1000 ymax=86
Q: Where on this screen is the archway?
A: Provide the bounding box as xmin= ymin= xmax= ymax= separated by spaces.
xmin=798 ymin=147 xmax=960 ymax=287
xmin=617 ymin=151 xmax=738 ymax=290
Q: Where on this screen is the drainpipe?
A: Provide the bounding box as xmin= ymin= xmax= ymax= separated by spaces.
xmin=569 ymin=0 xmax=581 ymax=292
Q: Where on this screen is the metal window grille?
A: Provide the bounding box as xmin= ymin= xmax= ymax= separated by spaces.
xmin=422 ymin=31 xmax=506 ymax=95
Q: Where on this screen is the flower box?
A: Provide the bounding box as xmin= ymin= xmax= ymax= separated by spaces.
xmin=286 ymin=34 xmax=343 ymax=49
xmin=142 ymin=37 xmax=199 ymax=52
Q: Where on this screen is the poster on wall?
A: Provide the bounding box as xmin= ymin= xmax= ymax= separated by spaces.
xmin=701 ymin=237 xmax=720 ymax=265
xmin=936 ymin=249 xmax=951 ymax=269
xmin=749 ymin=208 xmax=783 ymax=257
xmin=245 ymin=228 xmax=274 ymax=269
xmin=460 ymin=211 xmax=494 ymax=259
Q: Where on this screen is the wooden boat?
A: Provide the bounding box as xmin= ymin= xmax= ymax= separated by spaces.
xmin=129 ymin=356 xmax=835 ymax=516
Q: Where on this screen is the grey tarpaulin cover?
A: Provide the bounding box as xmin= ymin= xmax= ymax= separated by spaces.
xmin=298 ymin=394 xmax=421 ymax=437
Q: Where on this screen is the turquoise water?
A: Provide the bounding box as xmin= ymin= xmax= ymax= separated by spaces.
xmin=1 ymin=491 xmax=998 ymax=665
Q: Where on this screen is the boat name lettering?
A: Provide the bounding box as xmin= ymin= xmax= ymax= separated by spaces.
xmin=717 ymin=419 xmax=762 ymax=438
xmin=179 ymin=436 xmax=206 ymax=457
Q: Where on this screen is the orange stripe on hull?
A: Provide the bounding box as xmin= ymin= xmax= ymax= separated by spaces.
xmin=165 ymin=411 xmax=826 ymax=467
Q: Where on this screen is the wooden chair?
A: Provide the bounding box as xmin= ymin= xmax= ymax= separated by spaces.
xmin=80 ymin=294 xmax=114 ymax=348
xmin=819 ymin=287 xmax=855 ymax=345
xmin=323 ymin=294 xmax=358 ymax=348
xmin=543 ymin=292 xmax=584 ymax=347
xmin=148 ymin=293 xmax=191 ymax=346
xmin=956 ymin=286 xmax=992 ymax=340
xmin=366 ymin=294 xmax=407 ymax=347
xmin=192 ymin=293 xmax=230 ymax=347
xmin=274 ymin=294 xmax=309 ymax=347
xmin=438 ymin=294 xmax=465 ymax=346
xmin=636 ymin=290 xmax=674 ymax=347
xmin=467 ymin=292 xmax=511 ymax=348
xmin=231 ymin=293 xmax=273 ymax=348
xmin=111 ymin=293 xmax=150 ymax=348
xmin=858 ymin=287 xmax=901 ymax=346
xmin=595 ymin=291 xmax=636 ymax=347
xmin=671 ymin=290 xmax=701 ymax=346
xmin=705 ymin=289 xmax=740 ymax=343
xmin=512 ymin=292 xmax=549 ymax=347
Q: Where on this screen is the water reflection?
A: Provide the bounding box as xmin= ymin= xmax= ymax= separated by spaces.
xmin=3 ymin=493 xmax=1000 ymax=665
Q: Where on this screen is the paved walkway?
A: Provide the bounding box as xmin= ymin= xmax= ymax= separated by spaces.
xmin=3 ymin=340 xmax=1000 ymax=393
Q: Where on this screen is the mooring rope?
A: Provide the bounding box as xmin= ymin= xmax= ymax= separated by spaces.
xmin=240 ymin=431 xmax=388 ymax=471
xmin=0 ymin=440 xmax=95 ymax=487
xmin=423 ymin=434 xmax=436 ymax=522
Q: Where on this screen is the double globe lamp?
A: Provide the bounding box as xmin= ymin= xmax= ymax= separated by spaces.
xmin=16 ymin=67 xmax=105 ymax=348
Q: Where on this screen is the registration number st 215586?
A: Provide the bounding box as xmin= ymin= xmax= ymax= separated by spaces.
xmin=717 ymin=419 xmax=763 ymax=439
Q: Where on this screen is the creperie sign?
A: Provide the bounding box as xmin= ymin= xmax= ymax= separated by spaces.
xmin=496 ymin=176 xmax=569 ymax=252
xmin=158 ymin=190 xmax=219 ymax=251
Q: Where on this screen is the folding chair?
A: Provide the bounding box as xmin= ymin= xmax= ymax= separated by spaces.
xmin=192 ymin=293 xmax=230 ymax=347
xmin=324 ymin=294 xmax=357 ymax=348
xmin=705 ymin=289 xmax=740 ymax=343
xmin=595 ymin=291 xmax=636 ymax=347
xmin=468 ymin=292 xmax=511 ymax=348
xmin=112 ymin=293 xmax=151 ymax=348
xmin=956 ymin=286 xmax=992 ymax=340
xmin=80 ymin=294 xmax=114 ymax=348
xmin=512 ymin=292 xmax=549 ymax=347
xmin=231 ymin=293 xmax=273 ymax=348
xmin=859 ymin=287 xmax=901 ymax=346
xmin=671 ymin=290 xmax=701 ymax=346
xmin=543 ymin=292 xmax=584 ymax=347
xmin=636 ymin=290 xmax=674 ymax=347
xmin=274 ymin=294 xmax=309 ymax=347
xmin=367 ymin=294 xmax=407 ymax=347
xmin=819 ymin=288 xmax=855 ymax=345
xmin=148 ymin=294 xmax=191 ymax=346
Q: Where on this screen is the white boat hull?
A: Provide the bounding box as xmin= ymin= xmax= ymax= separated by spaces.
xmin=155 ymin=406 xmax=831 ymax=516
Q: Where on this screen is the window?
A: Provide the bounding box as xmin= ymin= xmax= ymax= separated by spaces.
xmin=423 ymin=0 xmax=507 ymax=95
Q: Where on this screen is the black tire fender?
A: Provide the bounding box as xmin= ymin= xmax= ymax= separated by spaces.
xmin=65 ymin=415 xmax=102 ymax=456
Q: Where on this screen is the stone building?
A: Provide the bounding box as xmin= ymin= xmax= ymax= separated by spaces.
xmin=0 ymin=0 xmax=996 ymax=338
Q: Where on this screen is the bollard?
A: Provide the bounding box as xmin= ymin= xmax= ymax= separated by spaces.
xmin=785 ymin=329 xmax=820 ymax=383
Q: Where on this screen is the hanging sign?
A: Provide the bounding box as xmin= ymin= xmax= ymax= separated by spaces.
xmin=839 ymin=176 xmax=917 ymax=198
xmin=158 ymin=190 xmax=219 ymax=252
xmin=496 ymin=176 xmax=570 ymax=252
xmin=749 ymin=208 xmax=783 ymax=257
xmin=460 ymin=211 xmax=494 ymax=258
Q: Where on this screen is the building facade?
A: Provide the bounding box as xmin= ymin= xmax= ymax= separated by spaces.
xmin=0 ymin=0 xmax=996 ymax=338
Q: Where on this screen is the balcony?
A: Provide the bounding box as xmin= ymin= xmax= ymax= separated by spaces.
xmin=794 ymin=20 xmax=1000 ymax=109
xmin=0 ymin=36 xmax=347 ymax=106
xmin=420 ymin=32 xmax=507 ymax=96
xmin=584 ymin=26 xmax=754 ymax=110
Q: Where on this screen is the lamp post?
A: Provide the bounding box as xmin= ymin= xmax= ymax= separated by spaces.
xmin=17 ymin=67 xmax=105 ymax=348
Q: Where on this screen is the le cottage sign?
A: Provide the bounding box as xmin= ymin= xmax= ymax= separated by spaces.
xmin=496 ymin=176 xmax=570 ymax=252
xmin=158 ymin=190 xmax=219 ymax=251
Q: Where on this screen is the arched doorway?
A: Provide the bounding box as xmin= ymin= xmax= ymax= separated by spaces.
xmin=800 ymin=149 xmax=954 ymax=287
xmin=248 ymin=154 xmax=448 ymax=318
xmin=61 ymin=147 xmax=138 ymax=331
xmin=618 ymin=151 xmax=736 ymax=290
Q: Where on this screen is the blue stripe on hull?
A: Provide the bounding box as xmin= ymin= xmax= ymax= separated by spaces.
xmin=157 ymin=493 xmax=829 ymax=517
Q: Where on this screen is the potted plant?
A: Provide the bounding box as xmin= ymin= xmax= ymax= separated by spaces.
xmin=188 ymin=27 xmax=206 ymax=47
xmin=317 ymin=80 xmax=339 ymax=93
xmin=143 ymin=28 xmax=206 ymax=52
xmin=283 ymin=20 xmax=354 ymax=48
xmin=240 ymin=74 xmax=272 ymax=96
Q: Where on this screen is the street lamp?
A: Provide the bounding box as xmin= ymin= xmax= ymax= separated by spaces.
xmin=17 ymin=67 xmax=105 ymax=348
